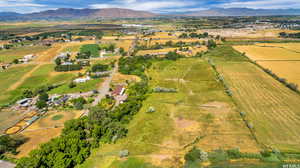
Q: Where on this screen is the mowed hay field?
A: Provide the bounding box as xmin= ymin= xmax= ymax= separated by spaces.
xmin=234 ymin=43 xmax=300 ymax=86
xmin=255 ymin=43 xmax=300 ymax=52
xmin=233 ymin=45 xmax=300 ymax=61
xmin=79 ymin=58 xmax=258 ymax=168
xmin=258 ymin=61 xmax=300 ymax=86
xmin=16 ymin=110 xmax=83 ymax=158
xmin=208 ymin=46 xmax=300 ymax=152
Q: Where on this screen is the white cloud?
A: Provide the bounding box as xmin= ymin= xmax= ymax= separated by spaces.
xmin=219 ymin=0 xmax=300 ymax=9
xmin=0 ymin=0 xmax=45 ymax=7
xmin=0 ymin=0 xmax=47 ymax=13
xmin=90 ymin=0 xmax=198 ymax=13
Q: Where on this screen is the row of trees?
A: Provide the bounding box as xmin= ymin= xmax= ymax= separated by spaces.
xmin=279 ymin=32 xmax=300 ymax=38
xmin=179 ymin=32 xmax=209 ymax=39
xmin=54 ymin=64 xmax=82 ymax=72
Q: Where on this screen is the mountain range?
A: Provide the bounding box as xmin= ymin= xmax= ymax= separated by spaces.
xmin=0 ymin=8 xmax=300 ymax=20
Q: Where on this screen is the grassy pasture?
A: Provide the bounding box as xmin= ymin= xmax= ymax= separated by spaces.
xmin=49 ymin=78 xmax=103 ymax=94
xmin=208 ymin=46 xmax=300 ymax=152
xmin=16 ymin=64 xmax=75 ymax=91
xmin=0 ymin=64 xmax=36 ymax=106
xmin=80 ymin=44 xmax=100 ymax=57
xmin=0 ymin=46 xmax=49 ymax=63
xmin=79 ymin=58 xmax=258 ymax=168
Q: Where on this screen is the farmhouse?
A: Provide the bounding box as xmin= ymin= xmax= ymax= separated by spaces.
xmin=18 ymin=54 xmax=35 ymax=63
xmin=17 ymin=98 xmax=33 ymax=107
xmin=112 ymin=85 xmax=126 ymax=96
xmin=73 ymin=76 xmax=91 ymax=83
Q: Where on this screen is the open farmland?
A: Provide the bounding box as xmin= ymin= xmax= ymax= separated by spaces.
xmin=0 ymin=46 xmax=49 ymax=63
xmin=234 ymin=44 xmax=300 ymax=86
xmin=79 ymin=58 xmax=259 ymax=168
xmin=208 ymin=46 xmax=300 ymax=152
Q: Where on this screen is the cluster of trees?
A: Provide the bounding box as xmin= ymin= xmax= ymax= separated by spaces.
xmin=207 ymin=40 xmax=217 ymax=49
xmin=36 ymin=92 xmax=49 ymax=109
xmin=279 ymin=32 xmax=300 ymax=38
xmin=184 ymin=147 xmax=208 ymax=167
xmin=165 ymin=51 xmax=184 ymax=61
xmin=119 ymin=56 xmax=153 ymax=78
xmin=54 ymin=64 xmax=82 ymax=72
xmin=179 ymin=32 xmax=209 ymax=39
xmin=101 ymin=44 xmax=116 ymax=53
xmin=0 ymin=135 xmax=27 ymax=159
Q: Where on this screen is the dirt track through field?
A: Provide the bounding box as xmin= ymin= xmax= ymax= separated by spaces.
xmin=7 ymin=63 xmax=42 ymax=91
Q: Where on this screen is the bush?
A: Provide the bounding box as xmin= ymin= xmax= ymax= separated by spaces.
xmin=185 ymin=147 xmax=208 ymax=163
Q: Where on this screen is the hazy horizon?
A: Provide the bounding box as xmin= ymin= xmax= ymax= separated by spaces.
xmin=0 ymin=0 xmax=299 ymax=14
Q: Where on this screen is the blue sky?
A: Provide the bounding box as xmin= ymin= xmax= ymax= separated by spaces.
xmin=0 ymin=0 xmax=299 ymax=13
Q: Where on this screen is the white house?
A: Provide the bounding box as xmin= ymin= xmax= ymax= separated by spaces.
xmin=73 ymin=76 xmax=91 ymax=83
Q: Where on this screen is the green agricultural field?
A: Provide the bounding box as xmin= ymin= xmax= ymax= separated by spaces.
xmin=16 ymin=64 xmax=75 ymax=91
xmin=0 ymin=46 xmax=49 ymax=63
xmin=49 ymin=78 xmax=103 ymax=94
xmin=0 ymin=64 xmax=36 ymax=106
xmin=79 ymin=58 xmax=258 ymax=168
xmin=62 ymin=45 xmax=81 ymax=52
xmin=0 ymin=64 xmax=75 ymax=106
xmin=80 ymin=44 xmax=100 ymax=57
xmin=207 ymin=45 xmax=300 ymax=152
